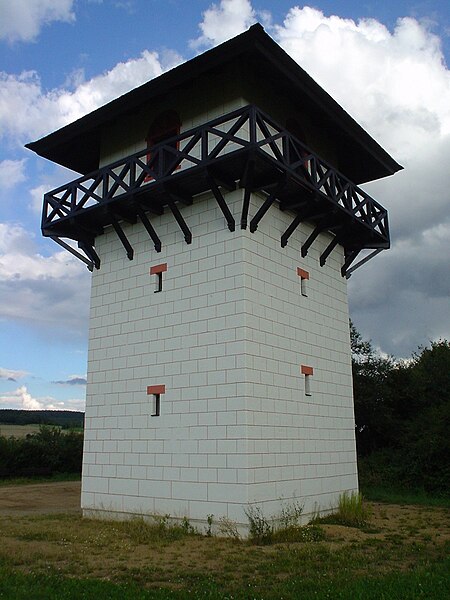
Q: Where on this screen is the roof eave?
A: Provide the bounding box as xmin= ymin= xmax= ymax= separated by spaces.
xmin=25 ymin=23 xmax=402 ymax=182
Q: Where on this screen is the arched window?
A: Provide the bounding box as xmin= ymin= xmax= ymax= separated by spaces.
xmin=145 ymin=110 xmax=181 ymax=180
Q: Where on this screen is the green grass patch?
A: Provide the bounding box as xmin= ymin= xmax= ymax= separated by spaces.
xmin=0 ymin=557 xmax=448 ymax=599
xmin=271 ymin=523 xmax=325 ymax=543
xmin=313 ymin=491 xmax=370 ymax=528
xmin=362 ymin=485 xmax=450 ymax=508
xmin=113 ymin=515 xmax=199 ymax=544
xmin=0 ymin=567 xmax=171 ymax=600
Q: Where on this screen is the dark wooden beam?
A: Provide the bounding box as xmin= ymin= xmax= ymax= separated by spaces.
xmin=110 ymin=214 xmax=134 ymax=260
xmin=249 ymin=192 xmax=276 ymax=233
xmin=346 ymin=248 xmax=383 ymax=277
xmin=208 ymin=177 xmax=235 ymax=231
xmin=50 ymin=236 xmax=94 ymax=270
xmin=240 ymin=156 xmax=255 ymax=229
xmin=281 ymin=213 xmax=302 ymax=248
xmin=78 ymin=240 xmax=100 ymax=270
xmin=341 ymin=249 xmax=360 ymax=278
xmin=135 ymin=205 xmax=162 ymax=252
xmin=320 ymin=237 xmax=339 ymax=266
xmin=167 ymin=199 xmax=192 ymax=244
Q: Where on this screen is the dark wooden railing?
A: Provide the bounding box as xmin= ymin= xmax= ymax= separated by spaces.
xmin=41 ymin=105 xmax=389 ymax=275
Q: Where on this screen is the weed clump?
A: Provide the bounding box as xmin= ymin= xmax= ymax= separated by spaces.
xmin=313 ymin=492 xmax=370 ymax=528
xmin=217 ymin=516 xmax=241 ymax=541
xmin=272 ymin=523 xmax=325 ymax=543
xmin=245 ymin=500 xmax=325 ymax=545
xmin=115 ymin=514 xmax=198 ymax=544
xmin=245 ymin=505 xmax=273 ymax=544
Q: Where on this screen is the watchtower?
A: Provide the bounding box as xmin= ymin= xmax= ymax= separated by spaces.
xmin=27 ymin=25 xmax=401 ymax=531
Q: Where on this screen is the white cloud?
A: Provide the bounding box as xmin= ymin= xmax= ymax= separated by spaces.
xmin=0 ymin=223 xmax=90 ymax=336
xmin=0 ymin=0 xmax=75 ymax=43
xmin=262 ymin=7 xmax=449 ymax=356
xmin=191 ymin=0 xmax=256 ymax=49
xmin=1 ymin=2 xmax=448 ymax=358
xmin=1 ymin=50 xmax=173 ymax=145
xmin=192 ymin=4 xmax=450 ymax=355
xmin=0 ymin=367 xmax=27 ymax=381
xmin=273 ymin=8 xmax=450 ymax=145
xmin=0 ymin=159 xmax=27 ymax=189
xmin=30 ymin=184 xmax=49 ymax=214
xmin=0 ymin=385 xmax=84 ymax=410
xmin=0 ymin=385 xmax=42 ymax=409
xmin=29 ymin=164 xmax=79 ymax=214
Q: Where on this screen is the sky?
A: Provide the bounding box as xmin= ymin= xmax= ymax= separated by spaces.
xmin=0 ymin=0 xmax=449 ymax=411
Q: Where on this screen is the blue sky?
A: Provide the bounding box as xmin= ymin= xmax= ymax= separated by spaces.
xmin=1 ymin=0 xmax=449 ymax=410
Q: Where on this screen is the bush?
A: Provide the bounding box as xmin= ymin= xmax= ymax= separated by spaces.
xmin=0 ymin=425 xmax=83 ymax=478
xmin=245 ymin=504 xmax=273 ymax=544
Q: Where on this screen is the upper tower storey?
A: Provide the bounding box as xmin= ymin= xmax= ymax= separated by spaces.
xmin=26 ymin=24 xmax=402 ymax=276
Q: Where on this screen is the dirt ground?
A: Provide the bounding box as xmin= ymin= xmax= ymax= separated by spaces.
xmin=0 ymin=481 xmax=448 ymax=594
xmin=0 ymin=480 xmax=448 ymax=547
xmin=0 ymin=481 xmax=81 ymax=515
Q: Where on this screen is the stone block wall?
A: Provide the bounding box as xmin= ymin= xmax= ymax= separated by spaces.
xmin=81 ymin=188 xmax=358 ymax=529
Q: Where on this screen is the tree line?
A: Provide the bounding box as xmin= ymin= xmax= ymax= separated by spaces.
xmin=0 ymin=409 xmax=84 ymax=429
xmin=351 ymin=322 xmax=449 ymax=494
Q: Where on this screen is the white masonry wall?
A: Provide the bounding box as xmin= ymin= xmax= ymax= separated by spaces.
xmin=241 ymin=193 xmax=358 ymax=520
xmin=81 ymin=188 xmax=358 ymax=530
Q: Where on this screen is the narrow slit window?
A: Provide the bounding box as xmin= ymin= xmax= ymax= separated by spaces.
xmin=151 ymin=394 xmax=160 ymax=417
xmin=147 ymin=384 xmax=165 ymax=417
xmin=297 ymin=267 xmax=309 ymax=297
xmin=300 ymin=365 xmax=313 ymax=396
xmin=150 ymin=263 xmax=167 ymax=293
xmin=155 ymin=272 xmax=162 ymax=293
xmin=305 ymin=375 xmax=312 ymax=396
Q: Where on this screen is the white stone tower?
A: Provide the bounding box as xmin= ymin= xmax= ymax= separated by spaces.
xmin=27 ymin=25 xmax=401 ymax=531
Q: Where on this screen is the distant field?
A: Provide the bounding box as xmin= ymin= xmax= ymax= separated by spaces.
xmin=0 ymin=424 xmax=41 ymax=438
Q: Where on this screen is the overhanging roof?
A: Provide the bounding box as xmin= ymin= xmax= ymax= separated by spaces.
xmin=26 ymin=24 xmax=402 ymax=184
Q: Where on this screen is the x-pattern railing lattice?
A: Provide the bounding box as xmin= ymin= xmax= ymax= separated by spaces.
xmin=42 ymin=105 xmax=388 ymax=242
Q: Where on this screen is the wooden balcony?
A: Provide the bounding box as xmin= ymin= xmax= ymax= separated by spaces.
xmin=41 ymin=105 xmax=390 ymax=276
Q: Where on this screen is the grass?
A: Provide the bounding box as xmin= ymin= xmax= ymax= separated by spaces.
xmin=0 ymin=473 xmax=81 ymax=487
xmin=312 ymin=491 xmax=370 ymax=529
xmin=0 ymin=558 xmax=448 ymax=600
xmin=0 ymin=423 xmax=83 ymax=439
xmin=362 ymin=484 xmax=450 ymax=508
xmin=0 ymin=424 xmax=41 ymax=438
xmin=0 ymin=493 xmax=448 ymax=599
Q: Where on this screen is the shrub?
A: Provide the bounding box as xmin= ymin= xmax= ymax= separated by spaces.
xmin=245 ymin=501 xmax=326 ymax=545
xmin=245 ymin=505 xmax=273 ymax=545
xmin=0 ymin=425 xmax=83 ymax=478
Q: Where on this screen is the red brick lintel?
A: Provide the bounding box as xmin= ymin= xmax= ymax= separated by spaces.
xmin=297 ymin=268 xmax=309 ymax=280
xmin=300 ymin=365 xmax=314 ymax=376
xmin=150 ymin=263 xmax=168 ymax=275
xmin=147 ymin=385 xmax=166 ymax=395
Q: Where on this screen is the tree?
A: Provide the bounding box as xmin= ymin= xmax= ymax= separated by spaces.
xmin=350 ymin=321 xmax=396 ymax=455
xmin=351 ymin=321 xmax=450 ymax=493
xmin=397 ymin=340 xmax=450 ymax=492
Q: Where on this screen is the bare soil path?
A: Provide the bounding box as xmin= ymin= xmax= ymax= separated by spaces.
xmin=0 ymin=481 xmax=81 ymax=515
